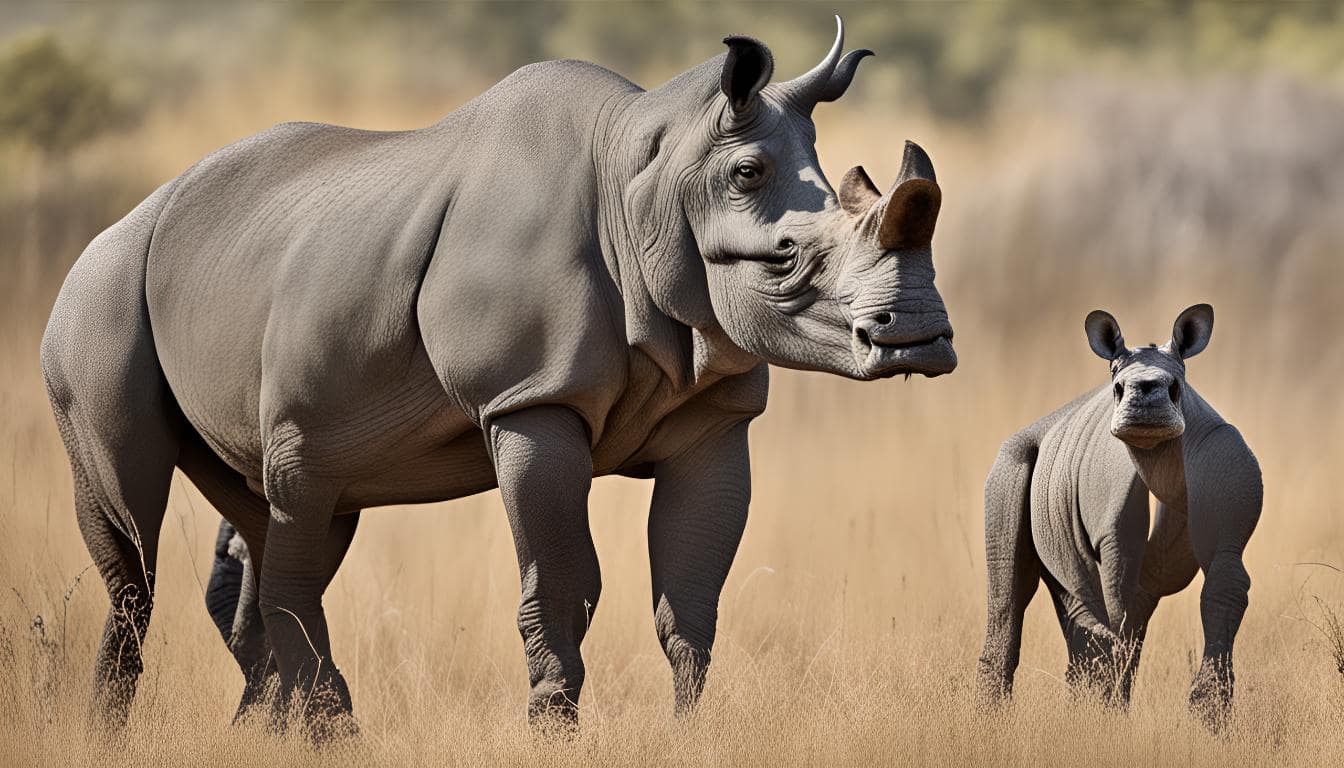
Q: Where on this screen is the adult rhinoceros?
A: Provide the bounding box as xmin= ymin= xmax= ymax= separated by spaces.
xmin=42 ymin=17 xmax=954 ymax=735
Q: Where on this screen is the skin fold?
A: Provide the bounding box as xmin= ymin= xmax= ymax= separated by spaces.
xmin=976 ymin=304 xmax=1262 ymax=731
xmin=41 ymin=17 xmax=957 ymax=737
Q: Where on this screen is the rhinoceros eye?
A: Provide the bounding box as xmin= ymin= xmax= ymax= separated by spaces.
xmin=732 ymin=158 xmax=766 ymax=190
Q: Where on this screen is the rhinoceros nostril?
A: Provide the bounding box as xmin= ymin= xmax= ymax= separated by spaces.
xmin=855 ymin=326 xmax=870 ymax=347
xmin=1114 ymin=382 xmax=1124 ymax=399
xmin=874 ymin=312 xmax=893 ymax=326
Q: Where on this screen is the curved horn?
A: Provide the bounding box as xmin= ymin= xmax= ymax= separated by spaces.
xmin=779 ymin=15 xmax=845 ymax=112
xmin=816 ymin=48 xmax=873 ymax=104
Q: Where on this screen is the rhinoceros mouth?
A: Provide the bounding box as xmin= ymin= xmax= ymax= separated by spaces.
xmin=1110 ymin=415 xmax=1184 ymax=449
xmin=862 ymin=334 xmax=957 ymax=379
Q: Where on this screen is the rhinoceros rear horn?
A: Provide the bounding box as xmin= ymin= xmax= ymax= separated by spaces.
xmin=721 ymin=36 xmax=774 ymax=112
xmin=877 ymin=143 xmax=941 ymax=251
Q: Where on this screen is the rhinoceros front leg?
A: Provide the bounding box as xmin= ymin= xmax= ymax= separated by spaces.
xmin=1117 ymin=501 xmax=1199 ymax=705
xmin=648 ymin=420 xmax=751 ymax=716
xmin=490 ymin=405 xmax=599 ymax=729
xmin=1187 ymin=547 xmax=1251 ymax=731
xmin=1185 ymin=432 xmax=1261 ymax=731
xmin=217 ymin=514 xmax=358 ymax=725
xmin=1094 ymin=475 xmax=1151 ymax=706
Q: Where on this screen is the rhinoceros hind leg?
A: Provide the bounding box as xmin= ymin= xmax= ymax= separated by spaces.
xmin=44 ymin=352 xmax=179 ymax=730
xmin=976 ymin=432 xmax=1043 ymax=709
xmin=177 ymin=440 xmax=278 ymax=720
xmin=41 ymin=191 xmax=183 ymax=730
xmin=50 ymin=403 xmax=176 ymax=730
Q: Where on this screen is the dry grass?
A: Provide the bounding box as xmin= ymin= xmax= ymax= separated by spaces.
xmin=2 ymin=53 xmax=1344 ymax=767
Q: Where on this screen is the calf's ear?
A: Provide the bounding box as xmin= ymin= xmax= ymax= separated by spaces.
xmin=1085 ymin=310 xmax=1126 ymax=360
xmin=1170 ymin=303 xmax=1214 ymax=359
xmin=721 ymin=36 xmax=774 ymax=112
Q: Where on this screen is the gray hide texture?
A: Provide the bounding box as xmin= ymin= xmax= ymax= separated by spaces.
xmin=976 ymin=304 xmax=1261 ymax=731
xmin=40 ymin=17 xmax=955 ymax=736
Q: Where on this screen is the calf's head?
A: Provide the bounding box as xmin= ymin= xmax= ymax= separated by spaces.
xmin=627 ymin=18 xmax=955 ymax=379
xmin=1085 ymin=304 xmax=1214 ymax=449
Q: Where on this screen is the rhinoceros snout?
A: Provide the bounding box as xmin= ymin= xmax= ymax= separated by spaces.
xmin=852 ymin=311 xmax=951 ymax=347
xmin=851 ymin=311 xmax=956 ymax=379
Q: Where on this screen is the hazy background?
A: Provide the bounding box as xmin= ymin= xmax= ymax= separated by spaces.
xmin=1 ymin=2 xmax=1342 ymax=764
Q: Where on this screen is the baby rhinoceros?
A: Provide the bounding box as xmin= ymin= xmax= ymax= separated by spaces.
xmin=976 ymin=304 xmax=1261 ymax=729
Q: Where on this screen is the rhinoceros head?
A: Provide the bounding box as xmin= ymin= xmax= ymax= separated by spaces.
xmin=622 ymin=17 xmax=955 ymax=380
xmin=1085 ymin=304 xmax=1214 ymax=449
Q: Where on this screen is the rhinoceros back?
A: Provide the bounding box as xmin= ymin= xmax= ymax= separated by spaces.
xmin=144 ymin=60 xmax=643 ymax=475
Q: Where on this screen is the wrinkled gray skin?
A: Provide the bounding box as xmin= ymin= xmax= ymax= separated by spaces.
xmin=41 ymin=18 xmax=955 ymax=736
xmin=976 ymin=304 xmax=1261 ymax=730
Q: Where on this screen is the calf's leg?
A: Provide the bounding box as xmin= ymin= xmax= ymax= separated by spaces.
xmin=1094 ymin=476 xmax=1151 ymax=706
xmin=1042 ymin=573 xmax=1120 ymax=699
xmin=1185 ymin=435 xmax=1262 ymax=731
xmin=1117 ymin=501 xmax=1200 ymax=703
xmin=976 ymin=435 xmax=1043 ymax=708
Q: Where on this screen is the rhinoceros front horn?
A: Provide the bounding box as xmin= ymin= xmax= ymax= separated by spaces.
xmin=877 ymin=141 xmax=941 ymax=251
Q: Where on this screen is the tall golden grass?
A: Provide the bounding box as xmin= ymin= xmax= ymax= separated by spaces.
xmin=1 ymin=37 xmax=1343 ymax=768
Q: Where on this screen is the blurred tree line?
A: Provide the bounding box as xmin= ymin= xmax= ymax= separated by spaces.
xmin=0 ymin=34 xmax=122 ymax=156
xmin=1 ymin=0 xmax=1343 ymax=156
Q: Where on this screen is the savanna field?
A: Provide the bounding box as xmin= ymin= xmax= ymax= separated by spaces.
xmin=1 ymin=4 xmax=1343 ymax=765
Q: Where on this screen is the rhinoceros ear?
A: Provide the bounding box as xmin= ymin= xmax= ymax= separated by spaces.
xmin=721 ymin=36 xmax=774 ymax=112
xmin=877 ymin=180 xmax=941 ymax=251
xmin=1085 ymin=310 xmax=1127 ymax=361
xmin=838 ymin=166 xmax=881 ymax=216
xmin=876 ymin=142 xmax=940 ymax=250
xmin=1169 ymin=303 xmax=1214 ymax=359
